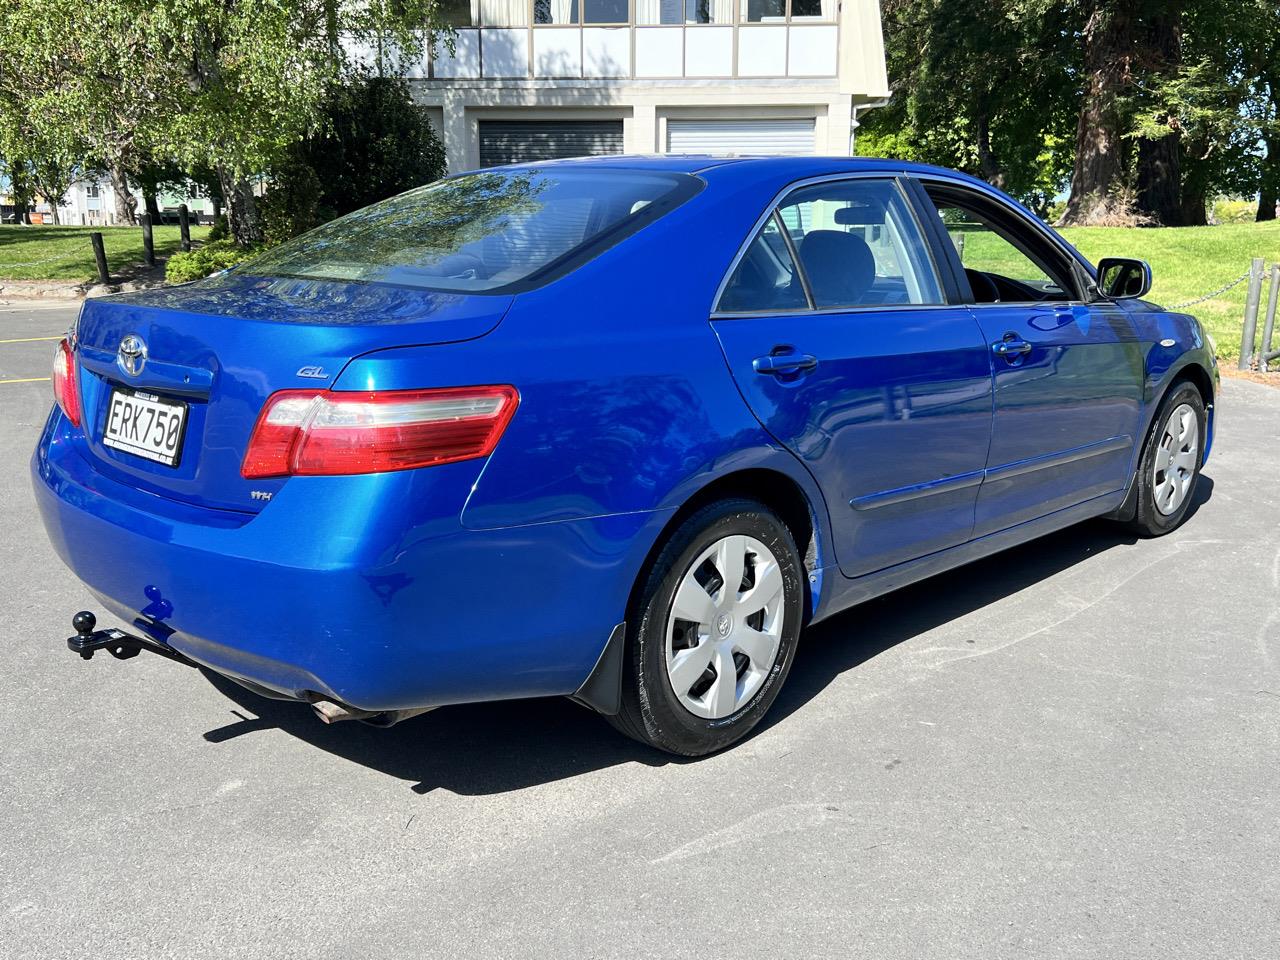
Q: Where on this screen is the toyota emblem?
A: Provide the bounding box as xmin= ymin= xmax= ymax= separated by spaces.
xmin=117 ymin=334 xmax=147 ymax=377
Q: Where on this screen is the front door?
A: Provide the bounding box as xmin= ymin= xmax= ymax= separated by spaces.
xmin=924 ymin=182 xmax=1145 ymax=537
xmin=711 ymin=176 xmax=993 ymax=578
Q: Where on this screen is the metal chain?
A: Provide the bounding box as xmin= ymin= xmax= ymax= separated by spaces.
xmin=1164 ymin=269 xmax=1256 ymax=310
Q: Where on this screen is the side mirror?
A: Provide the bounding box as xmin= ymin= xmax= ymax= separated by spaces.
xmin=1095 ymin=257 xmax=1152 ymax=300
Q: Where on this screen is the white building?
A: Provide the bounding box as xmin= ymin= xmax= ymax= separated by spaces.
xmin=403 ymin=0 xmax=889 ymax=173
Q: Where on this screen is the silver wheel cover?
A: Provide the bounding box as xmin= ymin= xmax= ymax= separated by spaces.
xmin=664 ymin=534 xmax=786 ymax=720
xmin=1152 ymin=402 xmax=1199 ymax=516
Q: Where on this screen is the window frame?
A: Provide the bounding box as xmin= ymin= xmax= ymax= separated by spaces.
xmin=712 ymin=173 xmax=952 ymax=318
xmin=917 ymin=177 xmax=1095 ymax=306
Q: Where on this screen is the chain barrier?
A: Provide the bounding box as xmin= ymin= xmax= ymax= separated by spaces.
xmin=1164 ymin=268 xmax=1256 ymax=310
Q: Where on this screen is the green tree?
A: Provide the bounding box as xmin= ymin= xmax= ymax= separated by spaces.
xmin=0 ymin=0 xmax=446 ymax=244
xmin=858 ymin=0 xmax=1078 ymax=210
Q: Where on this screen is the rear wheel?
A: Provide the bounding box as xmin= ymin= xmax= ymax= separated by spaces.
xmin=1128 ymin=381 xmax=1206 ymax=537
xmin=610 ymin=498 xmax=804 ymax=756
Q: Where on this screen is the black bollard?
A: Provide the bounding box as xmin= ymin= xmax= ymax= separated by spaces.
xmin=90 ymin=232 xmax=110 ymax=284
xmin=141 ymin=214 xmax=155 ymax=267
xmin=178 ymin=203 xmax=191 ymax=252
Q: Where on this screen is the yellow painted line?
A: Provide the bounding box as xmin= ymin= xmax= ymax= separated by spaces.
xmin=0 ymin=336 xmax=61 ymax=344
xmin=0 ymin=376 xmax=50 ymax=384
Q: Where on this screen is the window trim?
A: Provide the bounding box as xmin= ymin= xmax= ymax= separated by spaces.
xmin=711 ymin=173 xmax=949 ymax=318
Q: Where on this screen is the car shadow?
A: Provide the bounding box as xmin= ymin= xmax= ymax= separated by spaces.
xmin=200 ymin=476 xmax=1214 ymax=796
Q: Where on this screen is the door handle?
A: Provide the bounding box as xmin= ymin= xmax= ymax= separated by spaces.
xmin=991 ymin=334 xmax=1033 ymax=359
xmin=753 ymin=350 xmax=819 ymax=376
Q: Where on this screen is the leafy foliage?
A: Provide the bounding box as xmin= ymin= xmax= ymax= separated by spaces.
xmin=165 ymin=239 xmax=260 ymax=283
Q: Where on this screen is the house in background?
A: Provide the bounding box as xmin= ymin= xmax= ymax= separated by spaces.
xmin=399 ymin=0 xmax=889 ymax=172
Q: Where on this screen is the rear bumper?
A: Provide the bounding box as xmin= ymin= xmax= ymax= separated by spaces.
xmin=33 ymin=409 xmax=657 ymax=711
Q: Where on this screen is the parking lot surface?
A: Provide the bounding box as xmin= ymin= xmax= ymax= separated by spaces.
xmin=2 ymin=301 xmax=1277 ymax=959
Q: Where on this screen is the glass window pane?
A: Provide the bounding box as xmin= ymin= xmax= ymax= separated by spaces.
xmin=535 ymin=0 xmax=579 ymax=23
xmin=583 ymin=0 xmax=628 ymax=21
xmin=478 ymin=0 xmax=525 ymax=24
xmin=481 ymin=0 xmax=528 ymax=25
xmin=778 ymin=180 xmax=944 ymax=309
xmin=938 ymin=206 xmax=1069 ymax=301
xmin=243 ymin=170 xmax=695 ymax=294
xmin=789 ymin=0 xmax=834 ymax=18
xmin=440 ymin=0 xmax=479 ymax=26
xmin=719 ymin=216 xmax=808 ymax=312
xmin=640 ymin=0 xmax=732 ymax=21
xmin=744 ymin=0 xmax=786 ymax=21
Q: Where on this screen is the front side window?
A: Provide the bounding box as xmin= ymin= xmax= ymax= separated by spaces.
xmin=936 ymin=203 xmax=1073 ymax=303
xmin=242 ymin=169 xmax=696 ymax=293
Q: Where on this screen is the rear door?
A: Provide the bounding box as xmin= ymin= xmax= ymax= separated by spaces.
xmin=711 ymin=176 xmax=994 ymax=578
xmin=921 ymin=180 xmax=1145 ymax=537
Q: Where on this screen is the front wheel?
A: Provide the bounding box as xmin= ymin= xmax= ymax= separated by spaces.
xmin=609 ymin=498 xmax=804 ymax=756
xmin=1128 ymin=381 xmax=1206 ymax=537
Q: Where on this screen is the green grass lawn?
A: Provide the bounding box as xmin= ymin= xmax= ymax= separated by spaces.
xmin=952 ymin=220 xmax=1280 ymax=362
xmin=0 ymin=224 xmax=212 ymax=282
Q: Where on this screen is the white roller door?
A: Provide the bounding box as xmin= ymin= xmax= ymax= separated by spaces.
xmin=666 ymin=118 xmax=817 ymax=156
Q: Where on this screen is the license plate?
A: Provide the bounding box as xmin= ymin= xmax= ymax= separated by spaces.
xmin=102 ymin=388 xmax=188 ymax=467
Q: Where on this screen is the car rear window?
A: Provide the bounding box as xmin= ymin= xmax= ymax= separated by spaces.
xmin=239 ymin=168 xmax=697 ymax=293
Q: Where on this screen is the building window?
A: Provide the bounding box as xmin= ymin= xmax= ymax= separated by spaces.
xmin=534 ymin=0 xmax=577 ymax=23
xmin=582 ymin=0 xmax=628 ymax=22
xmin=480 ymin=0 xmax=528 ymax=25
xmin=742 ymin=0 xmax=834 ymax=20
xmin=638 ymin=0 xmax=733 ymax=23
xmin=86 ymin=184 xmax=100 ymax=198
xmin=440 ymin=0 xmax=479 ymax=25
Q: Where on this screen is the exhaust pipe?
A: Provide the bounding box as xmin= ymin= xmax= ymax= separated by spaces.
xmin=311 ymin=699 xmax=435 ymax=726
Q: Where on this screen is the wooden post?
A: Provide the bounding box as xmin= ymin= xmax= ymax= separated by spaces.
xmin=90 ymin=232 xmax=110 ymax=285
xmin=178 ymin=204 xmax=191 ymax=252
xmin=141 ymin=214 xmax=156 ymax=268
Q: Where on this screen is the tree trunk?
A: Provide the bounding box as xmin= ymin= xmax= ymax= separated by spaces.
xmin=1135 ymin=5 xmax=1182 ymax=225
xmin=1060 ymin=2 xmax=1133 ymax=225
xmin=108 ymin=164 xmax=136 ymax=225
xmin=1180 ymin=184 xmax=1208 ymax=226
xmin=1259 ymin=119 xmax=1279 ymax=222
xmin=218 ymin=166 xmax=264 ymax=246
xmin=144 ymin=187 xmax=162 ymax=225
xmin=1137 ymin=135 xmax=1182 ymax=226
xmin=974 ymin=111 xmax=1006 ymax=191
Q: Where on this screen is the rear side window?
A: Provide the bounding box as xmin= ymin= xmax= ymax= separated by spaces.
xmin=719 ymin=178 xmax=944 ymax=312
xmin=241 ymin=169 xmax=696 ymax=293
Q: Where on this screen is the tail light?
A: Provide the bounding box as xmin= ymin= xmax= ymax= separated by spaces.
xmin=241 ymin=385 xmax=519 ymax=479
xmin=52 ymin=338 xmax=82 ymax=427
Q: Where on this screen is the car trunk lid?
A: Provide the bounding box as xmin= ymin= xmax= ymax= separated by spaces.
xmin=71 ymin=273 xmax=511 ymax=514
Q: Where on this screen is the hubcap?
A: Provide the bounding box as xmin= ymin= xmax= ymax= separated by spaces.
xmin=664 ymin=534 xmax=786 ymax=720
xmin=1152 ymin=402 xmax=1199 ymax=516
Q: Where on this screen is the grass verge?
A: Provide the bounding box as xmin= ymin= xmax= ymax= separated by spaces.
xmin=0 ymin=225 xmax=212 ymax=282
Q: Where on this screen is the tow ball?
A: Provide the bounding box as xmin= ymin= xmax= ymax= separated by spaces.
xmin=66 ymin=611 xmax=197 ymax=667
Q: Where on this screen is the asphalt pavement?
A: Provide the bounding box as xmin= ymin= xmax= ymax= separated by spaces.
xmin=1 ymin=300 xmax=1277 ymax=959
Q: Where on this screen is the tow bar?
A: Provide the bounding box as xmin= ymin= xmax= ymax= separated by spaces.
xmin=64 ymin=611 xmax=435 ymax=727
xmin=66 ymin=611 xmax=198 ymax=667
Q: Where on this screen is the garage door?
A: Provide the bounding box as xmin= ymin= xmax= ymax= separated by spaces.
xmin=478 ymin=120 xmax=625 ymax=168
xmin=666 ymin=119 xmax=817 ymax=156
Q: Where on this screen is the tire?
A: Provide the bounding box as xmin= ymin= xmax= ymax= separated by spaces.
xmin=609 ymin=498 xmax=805 ymax=756
xmin=1127 ymin=380 xmax=1206 ymax=537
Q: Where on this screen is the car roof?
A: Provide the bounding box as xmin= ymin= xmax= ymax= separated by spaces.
xmin=491 ymin=153 xmax=973 ymax=175
xmin=487 ymin=153 xmax=996 ymax=191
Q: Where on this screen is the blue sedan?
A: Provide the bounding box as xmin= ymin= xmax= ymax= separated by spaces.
xmin=34 ymin=156 xmax=1218 ymax=755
